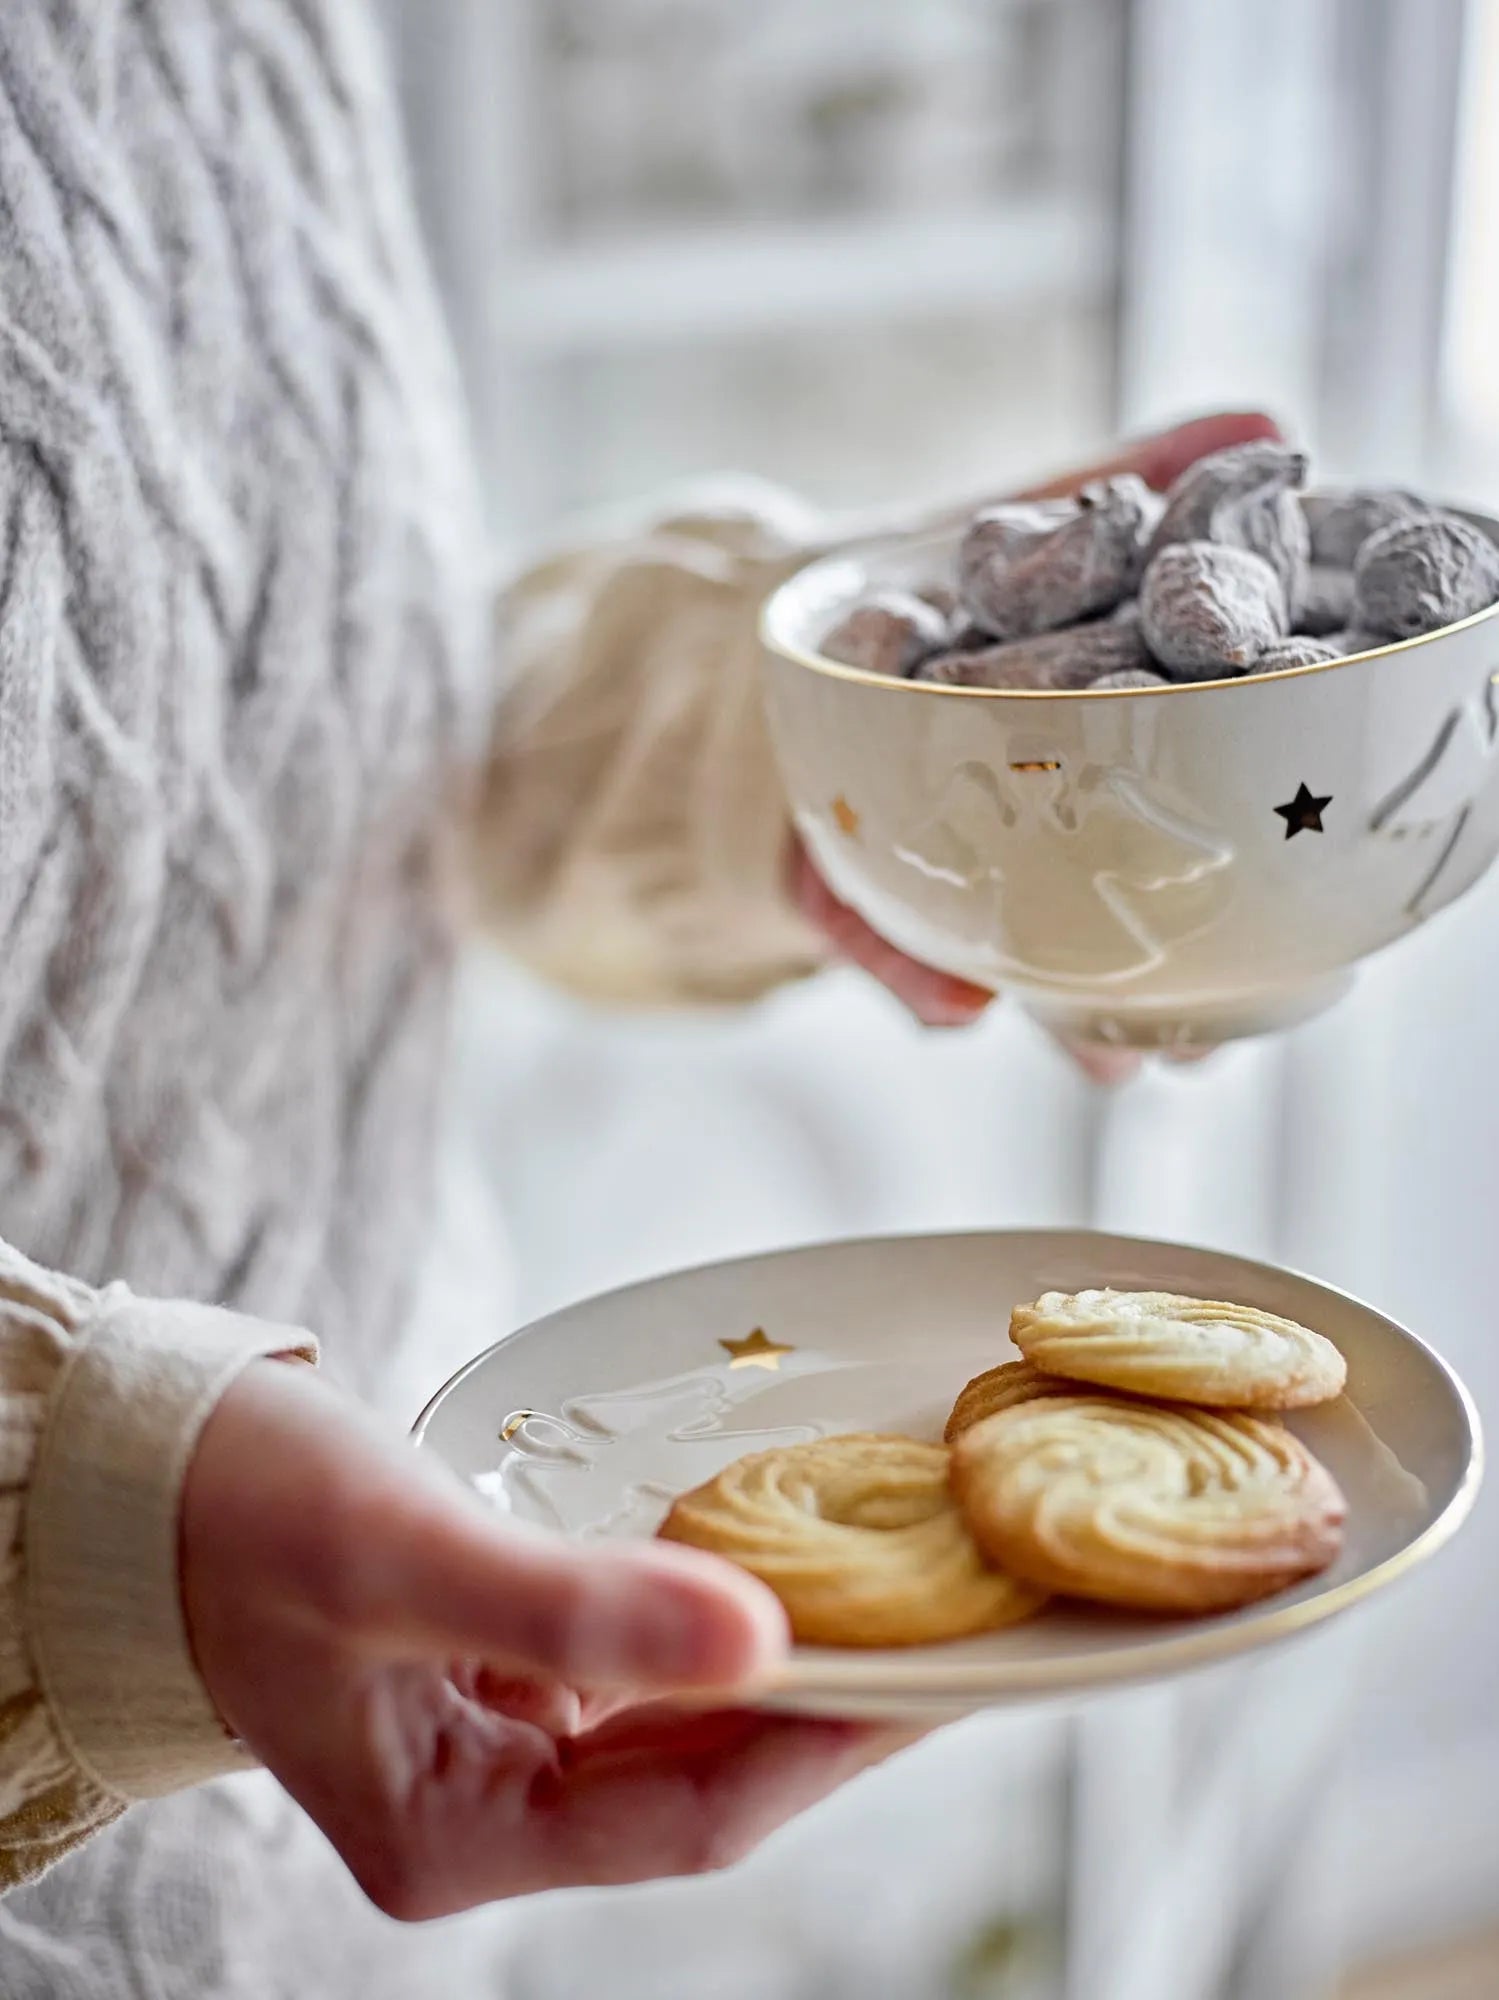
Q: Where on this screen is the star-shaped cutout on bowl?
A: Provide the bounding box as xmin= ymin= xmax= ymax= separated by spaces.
xmin=1274 ymin=783 xmax=1333 ymax=839
xmin=718 ymin=1327 xmax=794 ymax=1371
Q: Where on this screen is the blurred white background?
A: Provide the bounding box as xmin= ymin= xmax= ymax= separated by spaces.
xmin=382 ymin=3 xmax=1499 ymax=1995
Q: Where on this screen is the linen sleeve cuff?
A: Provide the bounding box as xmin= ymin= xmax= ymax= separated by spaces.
xmin=24 ymin=1291 xmax=317 ymax=1802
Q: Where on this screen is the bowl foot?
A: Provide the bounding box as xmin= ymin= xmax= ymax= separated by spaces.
xmin=1020 ymin=973 xmax=1357 ymax=1052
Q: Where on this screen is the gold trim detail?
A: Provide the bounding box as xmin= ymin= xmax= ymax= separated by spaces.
xmin=759 ymin=527 xmax=1499 ymax=701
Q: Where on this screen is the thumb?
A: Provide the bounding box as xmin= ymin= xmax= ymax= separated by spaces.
xmin=192 ymin=1361 xmax=790 ymax=1695
xmin=361 ymin=1492 xmax=791 ymax=1693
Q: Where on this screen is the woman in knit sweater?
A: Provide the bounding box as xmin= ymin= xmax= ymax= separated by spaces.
xmin=0 ymin=5 xmax=1270 ymax=1990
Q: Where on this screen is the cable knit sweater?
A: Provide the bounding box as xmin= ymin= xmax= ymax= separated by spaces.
xmin=0 ymin=4 xmax=827 ymax=1985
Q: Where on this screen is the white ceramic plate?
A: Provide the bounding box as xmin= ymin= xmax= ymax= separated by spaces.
xmin=413 ymin=1231 xmax=1482 ymax=1719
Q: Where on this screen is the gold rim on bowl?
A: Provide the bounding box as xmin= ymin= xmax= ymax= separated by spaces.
xmin=758 ymin=509 xmax=1499 ymax=699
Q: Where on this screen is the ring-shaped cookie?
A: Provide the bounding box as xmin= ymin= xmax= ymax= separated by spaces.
xmin=659 ymin=1433 xmax=1044 ymax=1646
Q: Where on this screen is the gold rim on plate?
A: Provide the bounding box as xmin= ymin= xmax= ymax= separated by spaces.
xmin=412 ymin=1228 xmax=1483 ymax=1706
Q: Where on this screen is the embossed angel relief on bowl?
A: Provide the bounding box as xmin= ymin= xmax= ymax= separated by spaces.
xmin=896 ymin=756 xmax=1235 ymax=987
xmin=760 ymin=445 xmax=1499 ymax=1050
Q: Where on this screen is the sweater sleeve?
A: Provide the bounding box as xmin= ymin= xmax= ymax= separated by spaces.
xmin=467 ymin=482 xmax=837 ymax=1007
xmin=0 ymin=1238 xmax=317 ymax=1893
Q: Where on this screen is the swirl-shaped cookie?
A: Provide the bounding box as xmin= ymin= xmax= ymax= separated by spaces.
xmin=951 ymin=1396 xmax=1346 ymax=1613
xmin=944 ymin=1359 xmax=1078 ymax=1441
xmin=1010 ymin=1289 xmax=1345 ymax=1410
xmin=658 ymin=1434 xmax=1044 ymax=1647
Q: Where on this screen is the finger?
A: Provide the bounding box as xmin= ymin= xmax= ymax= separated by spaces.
xmin=1046 ymin=1028 xmax=1143 ymax=1087
xmin=1017 ymin=409 xmax=1285 ymax=500
xmin=792 ymin=846 xmax=992 ymax=1027
xmin=571 ymin=1702 xmax=930 ymax=1771
xmin=520 ymin=1709 xmax=903 ymax=1893
xmin=347 ymin=1704 xmax=898 ymax=1916
xmin=233 ymin=1361 xmax=790 ymax=1691
xmin=464 ymin=1669 xmax=650 ymax=1737
xmin=452 ymin=1666 xmax=586 ymax=1737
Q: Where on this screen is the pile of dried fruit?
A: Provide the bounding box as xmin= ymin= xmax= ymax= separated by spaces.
xmin=818 ymin=444 xmax=1499 ymax=691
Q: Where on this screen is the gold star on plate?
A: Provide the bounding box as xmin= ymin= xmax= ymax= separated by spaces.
xmin=718 ymin=1327 xmax=794 ymax=1371
xmin=1274 ymin=782 xmax=1332 ymax=839
xmin=832 ymin=794 xmax=860 ymax=837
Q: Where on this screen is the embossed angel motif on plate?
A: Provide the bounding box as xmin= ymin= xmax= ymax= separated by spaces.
xmin=478 ymin=1364 xmax=823 ymax=1538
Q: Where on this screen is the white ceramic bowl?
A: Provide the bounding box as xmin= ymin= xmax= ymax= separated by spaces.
xmin=760 ymin=500 xmax=1499 ymax=1047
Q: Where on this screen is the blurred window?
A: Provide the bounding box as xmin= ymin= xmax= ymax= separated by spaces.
xmin=1443 ymin=0 xmax=1499 ymax=465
